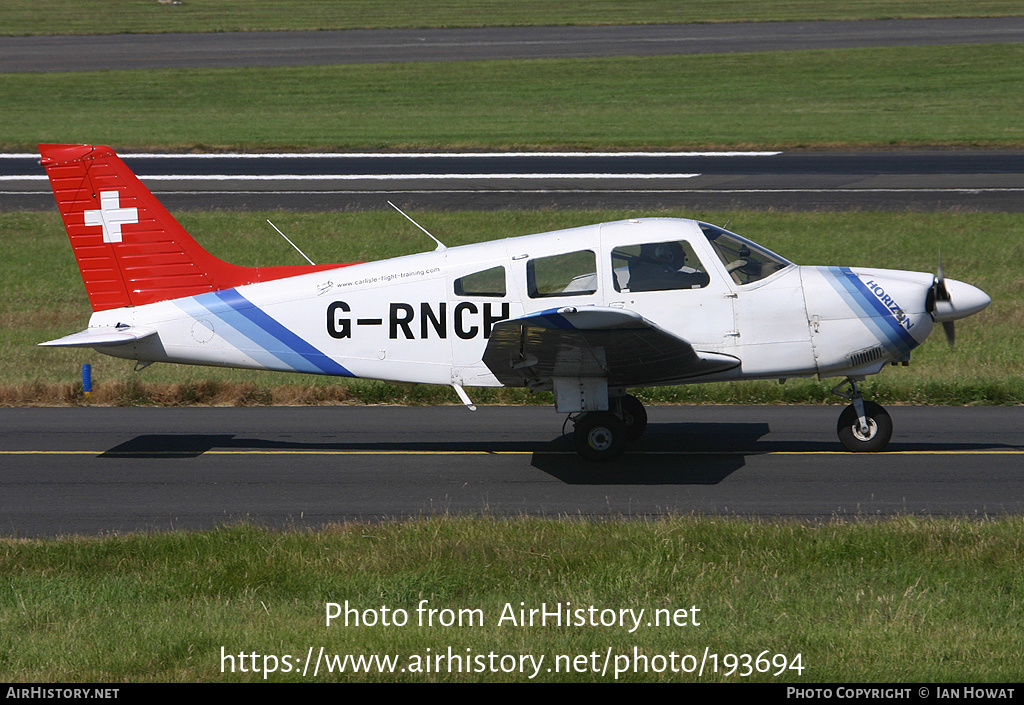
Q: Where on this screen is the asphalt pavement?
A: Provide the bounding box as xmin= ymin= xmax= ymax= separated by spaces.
xmin=3 ymin=17 xmax=1023 ymax=72
xmin=3 ymin=405 xmax=1022 ymax=536
xmin=4 ymin=150 xmax=1023 ymax=211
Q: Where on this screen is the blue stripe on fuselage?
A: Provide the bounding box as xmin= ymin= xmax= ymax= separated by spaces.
xmin=178 ymin=289 xmax=354 ymax=377
xmin=823 ymin=267 xmax=917 ymax=359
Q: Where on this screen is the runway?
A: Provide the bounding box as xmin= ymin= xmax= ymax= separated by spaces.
xmin=2 ymin=405 xmax=1022 ymax=537
xmin=3 ymin=18 xmax=1023 ymax=211
xmin=3 ymin=17 xmax=1023 ymax=72
xmin=4 ymin=150 xmax=1024 ymax=211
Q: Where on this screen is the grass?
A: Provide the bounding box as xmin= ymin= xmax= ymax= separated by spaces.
xmin=3 ymin=209 xmax=1021 ymax=407
xmin=3 ymin=43 xmax=1024 ymax=151
xmin=4 ymin=8 xmax=1022 ymax=682
xmin=1 ymin=1 xmax=1021 ymax=35
xmin=2 ymin=516 xmax=1022 ymax=682
xmin=5 ymin=3 xmax=1021 ymax=685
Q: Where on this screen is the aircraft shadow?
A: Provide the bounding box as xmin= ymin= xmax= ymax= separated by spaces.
xmin=99 ymin=422 xmax=767 ymax=485
xmin=532 ymin=422 xmax=770 ymax=484
xmin=98 ymin=421 xmax=1017 ymax=486
xmin=98 ymin=428 xmax=754 ymax=485
xmin=100 ymin=422 xmax=772 ymax=456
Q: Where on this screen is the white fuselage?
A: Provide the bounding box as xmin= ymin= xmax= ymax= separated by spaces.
xmin=85 ymin=218 xmax=955 ymax=388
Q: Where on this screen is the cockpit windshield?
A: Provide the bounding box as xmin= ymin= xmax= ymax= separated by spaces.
xmin=698 ymin=222 xmax=792 ymax=285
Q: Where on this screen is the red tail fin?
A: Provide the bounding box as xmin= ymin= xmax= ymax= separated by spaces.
xmin=40 ymin=144 xmax=346 ymax=312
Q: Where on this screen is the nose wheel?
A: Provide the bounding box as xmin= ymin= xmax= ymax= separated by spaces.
xmin=832 ymin=378 xmax=893 ymax=452
xmin=836 ymin=400 xmax=892 ymax=451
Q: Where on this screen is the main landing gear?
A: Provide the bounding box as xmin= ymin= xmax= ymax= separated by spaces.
xmin=571 ymin=394 xmax=647 ymax=461
xmin=832 ymin=378 xmax=893 ymax=452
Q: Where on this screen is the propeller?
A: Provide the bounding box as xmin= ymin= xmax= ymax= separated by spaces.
xmin=928 ymin=254 xmax=956 ymax=348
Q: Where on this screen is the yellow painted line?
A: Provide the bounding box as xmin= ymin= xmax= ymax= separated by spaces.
xmin=2 ymin=449 xmax=1024 ymax=456
xmin=0 ymin=449 xmax=534 ymax=456
xmin=748 ymin=450 xmax=1024 ymax=456
xmin=3 ymin=450 xmax=100 ymax=455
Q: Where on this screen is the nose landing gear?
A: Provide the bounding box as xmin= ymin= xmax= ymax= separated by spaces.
xmin=832 ymin=378 xmax=892 ymax=452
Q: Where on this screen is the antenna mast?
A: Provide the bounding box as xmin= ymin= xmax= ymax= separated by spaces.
xmin=387 ymin=201 xmax=446 ymax=251
xmin=266 ymin=219 xmax=316 ymax=265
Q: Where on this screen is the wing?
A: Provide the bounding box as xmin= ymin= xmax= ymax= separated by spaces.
xmin=482 ymin=306 xmax=739 ymax=388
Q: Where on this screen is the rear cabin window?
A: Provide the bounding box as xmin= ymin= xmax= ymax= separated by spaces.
xmin=527 ymin=250 xmax=598 ymax=298
xmin=611 ymin=240 xmax=710 ymax=292
xmin=454 ymin=266 xmax=506 ymax=297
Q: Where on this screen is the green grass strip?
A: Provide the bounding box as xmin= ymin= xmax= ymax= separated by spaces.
xmin=4 ymin=209 xmax=1021 ymax=406
xmin=3 ymin=44 xmax=1024 ymax=151
xmin=2 ymin=517 xmax=1023 ymax=681
xmin=2 ymin=1 xmax=1022 ymax=36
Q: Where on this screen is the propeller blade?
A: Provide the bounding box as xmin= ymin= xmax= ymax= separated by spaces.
xmin=927 ymin=252 xmax=956 ymax=325
xmin=942 ymin=320 xmax=956 ymax=349
xmin=938 ymin=251 xmax=952 ymax=349
xmin=934 ymin=253 xmax=950 ymax=302
xmin=924 ymin=251 xmax=989 ymax=335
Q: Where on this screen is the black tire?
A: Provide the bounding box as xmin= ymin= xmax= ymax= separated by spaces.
xmin=573 ymin=411 xmax=628 ymax=461
xmin=837 ymin=401 xmax=893 ymax=452
xmin=617 ymin=394 xmax=648 ymax=443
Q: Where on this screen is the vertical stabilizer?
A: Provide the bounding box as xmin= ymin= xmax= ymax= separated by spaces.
xmin=40 ymin=144 xmax=345 ymax=311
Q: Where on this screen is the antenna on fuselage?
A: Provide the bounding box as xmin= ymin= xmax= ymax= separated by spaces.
xmin=387 ymin=200 xmax=447 ymax=251
xmin=266 ymin=219 xmax=316 ymax=265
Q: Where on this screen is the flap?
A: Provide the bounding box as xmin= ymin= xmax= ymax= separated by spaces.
xmin=482 ymin=306 xmax=739 ymax=388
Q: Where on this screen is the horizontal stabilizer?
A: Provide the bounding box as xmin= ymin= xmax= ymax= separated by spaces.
xmin=39 ymin=326 xmax=157 ymax=348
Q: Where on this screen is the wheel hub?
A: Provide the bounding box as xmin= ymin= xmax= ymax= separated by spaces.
xmin=851 ymin=418 xmax=878 ymax=442
xmin=587 ymin=426 xmax=614 ymax=451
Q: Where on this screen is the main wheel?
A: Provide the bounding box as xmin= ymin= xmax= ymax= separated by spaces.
xmin=573 ymin=411 xmax=628 ymax=461
xmin=837 ymin=401 xmax=892 ymax=452
xmin=616 ymin=394 xmax=648 ymax=443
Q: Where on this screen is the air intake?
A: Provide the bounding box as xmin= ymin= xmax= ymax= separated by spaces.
xmin=846 ymin=346 xmax=884 ymax=368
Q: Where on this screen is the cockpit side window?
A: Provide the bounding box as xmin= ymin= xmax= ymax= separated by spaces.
xmin=454 ymin=265 xmax=506 ymax=297
xmin=527 ymin=250 xmax=598 ymax=298
xmin=611 ymin=240 xmax=710 ymax=292
xmin=699 ymin=222 xmax=791 ymax=285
